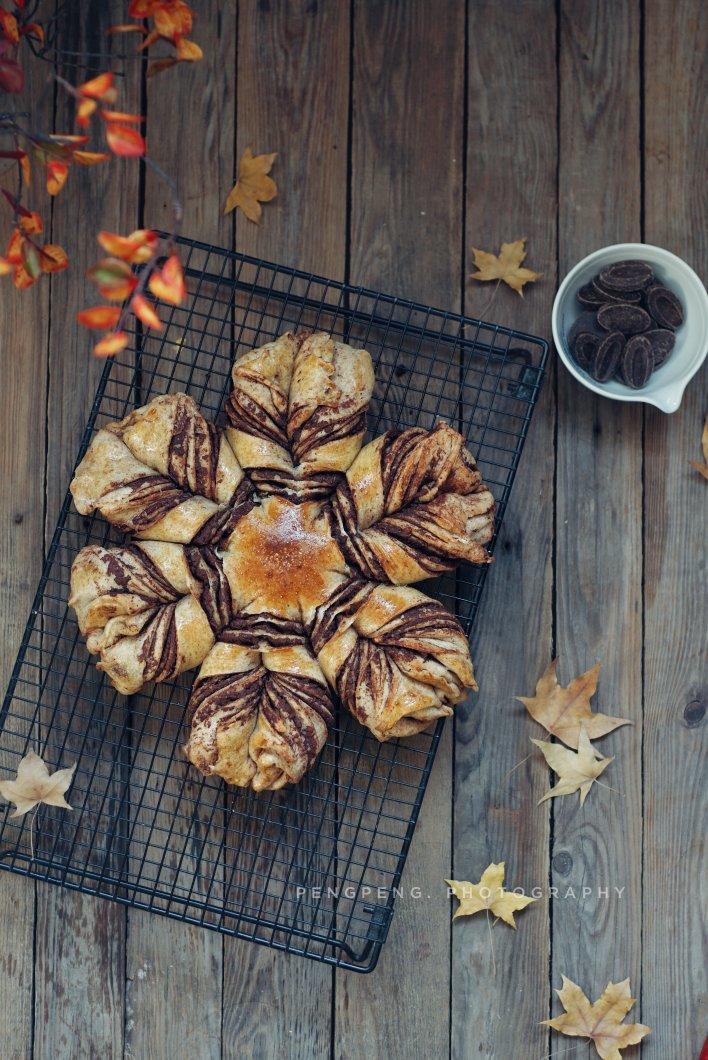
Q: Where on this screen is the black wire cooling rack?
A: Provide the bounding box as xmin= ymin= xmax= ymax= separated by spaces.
xmin=0 ymin=237 xmax=547 ymax=972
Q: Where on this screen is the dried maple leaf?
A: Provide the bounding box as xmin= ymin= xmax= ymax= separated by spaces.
xmin=0 ymin=751 xmax=75 ymax=818
xmin=689 ymin=417 xmax=708 ymax=480
xmin=532 ymin=726 xmax=612 ymax=805
xmin=517 ymin=659 xmax=631 ymax=750
xmin=470 ymin=238 xmax=541 ymax=296
xmin=224 ymin=147 xmax=278 ymax=223
xmin=446 ymin=862 xmax=536 ymax=928
xmin=543 ymin=976 xmax=651 ymax=1060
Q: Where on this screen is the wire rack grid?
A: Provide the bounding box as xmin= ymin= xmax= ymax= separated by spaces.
xmin=0 ymin=236 xmax=547 ymax=972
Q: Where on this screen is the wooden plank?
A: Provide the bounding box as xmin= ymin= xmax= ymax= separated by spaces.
xmin=124 ymin=5 xmax=234 ymax=1058
xmin=0 ymin=17 xmax=53 ymax=1057
xmin=221 ymin=3 xmax=350 ymax=1055
xmin=642 ymin=1 xmax=707 ymax=1055
xmin=335 ymin=2 xmax=463 ymax=1055
xmin=553 ymin=1 xmax=643 ymax=1052
xmin=31 ymin=7 xmax=139 ymax=1057
xmin=450 ymin=1 xmax=556 ymax=1056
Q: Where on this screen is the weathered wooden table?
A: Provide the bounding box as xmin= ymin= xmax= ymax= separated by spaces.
xmin=1 ymin=2 xmax=705 ymax=1057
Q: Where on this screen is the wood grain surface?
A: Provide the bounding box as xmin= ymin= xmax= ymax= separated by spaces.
xmin=643 ymin=2 xmax=707 ymax=1057
xmin=452 ymin=2 xmax=556 ymax=1056
xmin=0 ymin=1 xmax=704 ymax=1058
xmin=554 ymin=9 xmax=644 ymax=1060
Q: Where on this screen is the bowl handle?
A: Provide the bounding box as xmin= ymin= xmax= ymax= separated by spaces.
xmin=648 ymin=382 xmax=686 ymax=414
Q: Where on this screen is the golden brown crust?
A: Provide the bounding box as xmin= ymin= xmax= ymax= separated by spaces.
xmin=223 ymin=495 xmax=348 ymax=618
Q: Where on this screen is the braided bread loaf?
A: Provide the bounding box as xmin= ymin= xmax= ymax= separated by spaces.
xmin=309 ymin=579 xmax=475 ymax=741
xmin=184 ymin=616 xmax=335 ymax=791
xmin=330 ymin=423 xmax=494 ymax=583
xmin=71 ymin=393 xmax=254 ymax=545
xmin=226 ymin=331 xmax=374 ymax=501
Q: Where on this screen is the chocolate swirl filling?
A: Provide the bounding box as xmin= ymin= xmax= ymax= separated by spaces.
xmin=113 ymin=475 xmax=192 ymax=533
xmin=226 ymin=388 xmax=289 ymax=447
xmin=248 ymin=468 xmax=342 ymax=503
xmin=168 ymin=400 xmax=220 ymax=500
xmin=289 ymin=405 xmax=367 ymax=464
xmin=220 ymin=612 xmax=308 ymax=650
xmin=103 ymin=544 xmax=180 ymax=604
xmin=138 ymin=602 xmax=179 ymax=683
xmin=192 ymin=478 xmax=255 ymax=546
xmin=185 ymin=547 xmax=233 ymax=635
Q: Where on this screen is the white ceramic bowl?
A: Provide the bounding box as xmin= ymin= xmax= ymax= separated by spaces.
xmin=552 ymin=243 xmax=708 ymax=413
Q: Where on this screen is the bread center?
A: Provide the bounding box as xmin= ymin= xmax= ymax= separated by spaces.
xmin=224 ymin=495 xmax=345 ymax=616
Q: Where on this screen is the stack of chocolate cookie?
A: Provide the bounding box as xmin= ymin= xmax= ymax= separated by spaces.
xmin=568 ymin=260 xmax=684 ymax=388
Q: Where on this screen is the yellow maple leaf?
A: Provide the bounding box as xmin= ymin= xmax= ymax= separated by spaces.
xmin=446 ymin=861 xmax=536 ymax=928
xmin=223 ymin=147 xmax=278 ymax=223
xmin=689 ymin=416 xmax=708 ymax=480
xmin=469 ymin=238 xmax=541 ymax=296
xmin=532 ymin=726 xmax=612 ymax=805
xmin=517 ymin=659 xmax=631 ymax=750
xmin=0 ymin=751 xmax=76 ymax=818
xmin=543 ymin=975 xmax=651 ymax=1060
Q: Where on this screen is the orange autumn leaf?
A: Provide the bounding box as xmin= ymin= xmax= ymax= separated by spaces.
xmin=128 ymin=0 xmax=160 ymax=14
xmin=78 ymin=71 xmax=116 ymax=101
xmin=20 ymin=152 xmax=30 ymax=185
xmin=175 ymin=37 xmax=202 ymax=60
xmin=46 ymin=160 xmax=69 ymax=196
xmin=22 ymin=22 xmax=45 ymax=44
xmin=93 ymin=330 xmax=129 ymax=357
xmin=100 ymin=109 xmax=144 ymax=124
xmin=97 ymin=229 xmax=157 ymax=264
xmin=131 ymin=293 xmax=162 ymax=329
xmin=13 ymin=262 xmax=38 ymax=289
xmin=517 ymin=660 xmax=631 ymax=750
xmin=77 ymin=305 xmax=122 ymax=329
xmin=76 ymin=98 xmax=98 ymax=128
xmin=39 ymin=244 xmax=69 ymax=274
xmin=0 ymin=255 xmax=12 ymax=275
xmin=0 ymin=10 xmax=20 ymax=45
xmin=148 ymin=253 xmax=185 ymax=304
xmin=87 ymin=257 xmax=138 ymax=301
xmin=153 ymin=0 xmax=193 ymax=41
xmin=224 ymin=147 xmax=278 ymax=223
xmin=105 ymin=123 xmax=146 ymax=157
xmin=6 ymin=229 xmax=24 ymax=264
xmin=18 ymin=210 xmax=43 ymax=235
xmin=73 ymin=150 xmax=110 ymax=166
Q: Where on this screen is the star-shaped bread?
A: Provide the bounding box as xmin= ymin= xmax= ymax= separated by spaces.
xmin=68 ymin=331 xmax=496 ymax=791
